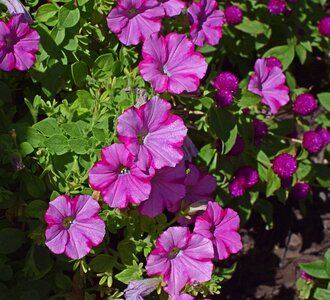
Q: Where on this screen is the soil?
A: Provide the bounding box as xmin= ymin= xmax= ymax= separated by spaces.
xmin=221 ymin=189 xmax=330 ymax=300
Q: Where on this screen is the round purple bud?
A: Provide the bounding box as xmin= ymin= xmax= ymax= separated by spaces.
xmin=215 ymin=90 xmax=234 ymax=107
xmin=318 ymin=17 xmax=330 ymax=37
xmin=293 ymin=93 xmax=318 ymax=116
xmin=224 ymin=5 xmax=243 ymax=25
xmin=318 ymin=128 xmax=330 ymax=147
xmin=228 ymin=135 xmax=245 ymax=156
xmin=300 ymin=271 xmax=312 ymax=283
xmin=229 ymin=178 xmax=245 ymax=198
xmin=213 ymin=72 xmax=239 ymax=94
xmin=265 ymin=57 xmax=283 ymax=69
xmin=281 ymin=177 xmax=293 ymax=188
xmin=291 ymin=182 xmax=310 ymax=200
xmin=302 ymin=131 xmax=323 ymax=153
xmin=272 ymin=153 xmax=298 ymax=179
xmin=236 ymin=166 xmax=259 ymax=188
xmin=267 ymin=0 xmax=287 ymax=15
xmin=253 ymin=119 xmax=268 ymax=143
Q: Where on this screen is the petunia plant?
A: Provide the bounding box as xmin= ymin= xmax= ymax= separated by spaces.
xmin=0 ymin=0 xmax=329 ymax=299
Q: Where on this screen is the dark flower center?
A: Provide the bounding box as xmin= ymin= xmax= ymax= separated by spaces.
xmin=137 ymin=131 xmax=148 ymax=145
xmin=128 ymin=8 xmax=139 ymax=18
xmin=160 ymin=65 xmax=171 ymax=76
xmin=5 ymin=37 xmax=16 ymax=50
xmin=63 ymin=216 xmax=74 ymax=229
xmin=117 ymin=165 xmax=130 ymax=175
xmin=169 ymin=247 xmax=181 ymax=259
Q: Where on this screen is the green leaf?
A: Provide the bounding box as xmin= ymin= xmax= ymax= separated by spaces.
xmin=236 ymin=18 xmax=269 ymax=35
xmin=26 ymin=200 xmax=48 ymax=219
xmin=36 ymin=4 xmax=58 ymax=23
xmin=0 ymin=81 xmax=12 ymax=106
xmin=296 ymin=44 xmax=307 ymax=65
xmin=93 ymin=53 xmax=114 ymax=77
xmin=115 ymin=262 xmax=143 ymax=284
xmin=90 ymin=255 xmax=114 ymax=273
xmin=61 ymin=123 xmax=83 ymax=138
xmin=314 ymin=287 xmax=330 ymax=300
xmin=44 ymin=135 xmax=69 ymax=155
xmin=58 ymin=5 xmax=80 ymax=29
xmin=33 ymin=118 xmax=61 ymax=137
xmin=0 ymin=228 xmax=24 ymax=254
xmin=254 ymin=199 xmax=273 ymax=228
xmin=324 ymin=249 xmax=330 ymax=276
xmin=19 ymin=142 xmax=34 ymax=156
xmin=317 ymin=92 xmax=330 ymax=112
xmin=238 ymin=91 xmax=261 ymax=108
xmin=24 ymin=174 xmax=46 ymax=198
xmin=71 ymin=61 xmax=88 ymax=86
xmin=296 ymin=278 xmax=313 ymax=300
xmin=208 ymin=107 xmax=238 ymax=154
xmin=266 ymin=169 xmax=281 ymax=197
xmin=68 ymin=138 xmax=89 ymax=154
xmin=299 ymin=260 xmax=330 ymax=279
xmin=263 ymin=45 xmax=295 ymax=70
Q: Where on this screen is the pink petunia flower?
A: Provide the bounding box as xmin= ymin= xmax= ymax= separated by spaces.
xmin=106 ymin=0 xmax=164 ymax=46
xmin=44 ymin=194 xmax=105 ymax=260
xmin=187 ymin=0 xmax=225 ymax=47
xmin=88 ymin=144 xmax=153 ymax=208
xmin=194 ymin=201 xmax=242 ymax=260
xmin=2 ymin=0 xmax=32 ymax=23
xmin=117 ymin=96 xmax=187 ymax=171
xmin=160 ymin=0 xmax=185 ymax=17
xmin=146 ymin=226 xmax=214 ymax=295
xmin=139 ymin=162 xmax=186 ymax=218
xmin=248 ymin=58 xmax=290 ymax=114
xmin=139 ymin=33 xmax=208 ymax=94
xmin=0 ymin=14 xmax=39 ymax=71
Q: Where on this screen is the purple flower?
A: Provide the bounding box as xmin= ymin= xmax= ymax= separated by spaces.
xmin=215 ymin=90 xmax=234 ymax=107
xmin=303 ymin=131 xmax=323 ymax=154
xmin=248 ymin=58 xmax=290 ymax=114
xmin=293 ymin=93 xmax=318 ymax=116
xmin=194 ymin=202 xmax=242 ymax=260
xmin=236 ymin=166 xmax=259 ymax=188
xmin=1 ymin=0 xmax=32 ymax=23
xmin=224 ymin=5 xmax=243 ymax=25
xmin=171 ymin=294 xmax=195 ymax=300
xmin=291 ymin=182 xmax=310 ymax=200
xmin=182 ymin=135 xmax=198 ymax=162
xmin=139 ymin=162 xmax=186 ymax=217
xmin=0 ymin=14 xmax=39 ymax=71
xmin=187 ymin=0 xmax=225 ymax=47
xmin=265 ymin=57 xmax=283 ymax=69
xmin=160 ymin=0 xmax=185 ymax=17
xmin=318 ymin=128 xmax=330 ymax=147
xmin=213 ymin=72 xmax=239 ymax=94
xmin=300 ymin=271 xmax=312 ymax=283
xmin=125 ymin=278 xmax=161 ymax=300
xmin=117 ymin=96 xmax=187 ymax=171
xmin=272 ymin=153 xmax=298 ymax=179
xmin=253 ymin=119 xmax=268 ymax=145
xmin=228 ymin=178 xmax=245 ymax=198
xmin=146 ymin=227 xmax=214 ymax=295
xmin=267 ymin=0 xmax=287 ymax=15
xmin=139 ymin=33 xmax=208 ymax=94
xmin=88 ymin=144 xmax=153 ymax=208
xmin=106 ymin=0 xmax=164 ymax=46
xmin=185 ymin=163 xmax=217 ymax=205
xmin=228 ymin=135 xmax=245 ymax=156
xmin=44 ymin=195 xmax=105 ymax=260
xmin=318 ymin=17 xmax=330 ymax=37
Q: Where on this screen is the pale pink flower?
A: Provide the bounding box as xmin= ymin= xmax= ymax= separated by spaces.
xmin=106 ymin=0 xmax=164 ymax=46
xmin=117 ymin=96 xmax=187 ymax=171
xmin=160 ymin=0 xmax=185 ymax=17
xmin=88 ymin=144 xmax=153 ymax=208
xmin=1 ymin=0 xmax=32 ymax=23
xmin=0 ymin=14 xmax=39 ymax=71
xmin=139 ymin=33 xmax=208 ymax=94
xmin=139 ymin=162 xmax=186 ymax=217
xmin=194 ymin=202 xmax=242 ymax=260
xmin=248 ymin=58 xmax=290 ymax=114
xmin=187 ymin=0 xmax=225 ymax=47
xmin=146 ymin=227 xmax=214 ymax=295
xmin=44 ymin=195 xmax=105 ymax=260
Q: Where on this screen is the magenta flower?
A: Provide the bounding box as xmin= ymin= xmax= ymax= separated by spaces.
xmin=117 ymin=96 xmax=187 ymax=171
xmin=291 ymin=182 xmax=310 ymax=200
xmin=293 ymin=93 xmax=318 ymax=116
xmin=2 ymin=0 xmax=32 ymax=23
xmin=88 ymin=144 xmax=153 ymax=208
xmin=272 ymin=153 xmax=297 ymax=179
xmin=224 ymin=5 xmax=243 ymax=25
xmin=248 ymin=58 xmax=290 ymax=114
xmin=228 ymin=178 xmax=245 ymax=198
xmin=182 ymin=135 xmax=198 ymax=162
xmin=187 ymin=0 xmax=225 ymax=47
xmin=139 ymin=162 xmax=186 ymax=218
xmin=267 ymin=0 xmax=287 ymax=15
xmin=0 ymin=14 xmax=39 ymax=71
xmin=44 ymin=195 xmax=105 ymax=260
xmin=160 ymin=0 xmax=185 ymax=17
xmin=124 ymin=278 xmax=161 ymax=300
xmin=106 ymin=0 xmax=164 ymax=46
xmin=303 ymin=131 xmax=323 ymax=154
xmin=319 ymin=17 xmax=330 ymax=37
xmin=185 ymin=163 xmax=216 ymax=205
xmin=146 ymin=226 xmax=214 ymax=295
xmin=171 ymin=294 xmax=195 ymax=300
xmin=139 ymin=33 xmax=208 ymax=94
xmin=318 ymin=128 xmax=330 ymax=147
xmin=194 ymin=202 xmax=242 ymax=260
